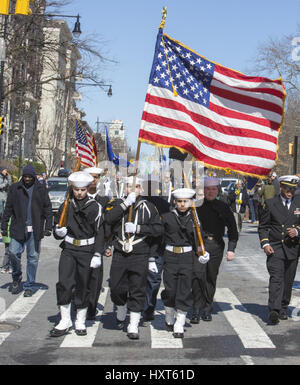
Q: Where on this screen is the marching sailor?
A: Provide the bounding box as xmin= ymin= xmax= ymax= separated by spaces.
xmin=161 ymin=188 xmax=209 ymax=338
xmin=104 ymin=176 xmax=163 ymax=340
xmin=258 ymin=175 xmax=300 ymax=324
xmin=50 ymin=171 xmax=105 ymax=337
xmin=84 ymin=167 xmax=110 ymax=320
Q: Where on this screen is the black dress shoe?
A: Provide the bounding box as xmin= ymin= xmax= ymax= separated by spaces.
xmin=75 ymin=329 xmax=87 ymax=336
xmin=127 ymin=332 xmax=139 ymax=340
xmin=23 ymin=289 xmax=33 ymax=297
xmin=50 ymin=327 xmax=72 ymax=337
xmin=165 ymin=323 xmax=174 ymax=332
xmin=11 ymin=281 xmax=19 ymax=295
xmin=190 ymin=314 xmax=200 ymax=324
xmin=116 ymin=319 xmax=125 ymax=330
xmin=279 ymin=309 xmax=288 ymax=320
xmin=173 ymin=332 xmax=184 ymax=338
xmin=202 ymin=313 xmax=212 ymax=322
xmin=269 ymin=310 xmax=279 ymax=324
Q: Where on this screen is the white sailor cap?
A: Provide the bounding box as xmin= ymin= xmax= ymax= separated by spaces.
xmin=83 ymin=167 xmax=104 ymax=175
xmin=172 ymin=188 xmax=195 ymax=199
xmin=68 ymin=171 xmax=94 ymax=187
xmin=124 ymin=176 xmax=143 ymax=186
xmin=278 ymin=175 xmax=299 ymax=188
xmin=204 ymin=177 xmax=220 ymax=187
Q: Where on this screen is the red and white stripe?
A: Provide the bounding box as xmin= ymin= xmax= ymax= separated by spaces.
xmin=139 ymin=63 xmax=285 ymax=177
xmin=76 ymin=130 xmax=96 ymax=168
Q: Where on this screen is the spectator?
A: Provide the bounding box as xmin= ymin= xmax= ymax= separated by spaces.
xmin=1 ymin=164 xmax=53 ymax=297
xmin=257 ymin=175 xmax=278 ymax=219
xmin=0 ymin=166 xmax=12 ymax=221
xmin=228 ymin=180 xmax=248 ymax=232
xmin=0 ymin=218 xmax=11 ymax=274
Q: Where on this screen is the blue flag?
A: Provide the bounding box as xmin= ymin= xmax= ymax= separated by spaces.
xmin=106 ymin=128 xmax=130 ymax=167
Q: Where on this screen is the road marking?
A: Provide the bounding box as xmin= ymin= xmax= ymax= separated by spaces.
xmin=215 ymin=288 xmax=275 ymax=349
xmin=289 ymin=296 xmax=300 ymax=321
xmin=0 ymin=290 xmax=45 ymax=322
xmin=240 ymin=355 xmax=255 ymax=365
xmin=60 ymin=287 xmax=109 ymax=348
xmin=0 ymin=290 xmax=46 ymax=346
xmin=150 ymin=289 xmax=183 ymax=349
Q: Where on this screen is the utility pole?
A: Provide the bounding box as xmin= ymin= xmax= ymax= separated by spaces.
xmin=293 ymin=135 xmax=298 ymax=174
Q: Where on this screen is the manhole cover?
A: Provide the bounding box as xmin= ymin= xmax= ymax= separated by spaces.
xmin=0 ymin=322 xmax=20 ymax=332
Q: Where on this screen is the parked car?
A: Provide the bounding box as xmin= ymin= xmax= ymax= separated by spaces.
xmin=47 ymin=177 xmax=69 ymax=212
xmin=220 ymin=178 xmax=239 ymax=194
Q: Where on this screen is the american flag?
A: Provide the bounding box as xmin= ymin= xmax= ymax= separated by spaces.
xmin=139 ymin=30 xmax=286 ymax=177
xmin=75 ymin=120 xmax=96 ymax=167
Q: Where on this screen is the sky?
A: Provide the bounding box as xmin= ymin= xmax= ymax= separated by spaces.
xmin=59 ymin=0 xmax=300 ymax=159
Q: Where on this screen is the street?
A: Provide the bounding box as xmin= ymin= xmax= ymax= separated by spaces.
xmin=1 ymin=222 xmax=300 ymax=366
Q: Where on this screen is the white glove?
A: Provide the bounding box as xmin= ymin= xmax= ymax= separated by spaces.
xmin=125 ymin=222 xmax=137 ymax=233
xmin=148 ymin=261 xmax=158 ymax=273
xmin=124 ymin=192 xmax=136 ymax=207
xmin=198 ymin=251 xmax=210 ymax=264
xmin=90 ymin=255 xmax=102 ymax=269
xmin=55 ymin=225 xmax=67 ymax=237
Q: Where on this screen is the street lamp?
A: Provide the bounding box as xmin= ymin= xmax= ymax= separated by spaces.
xmin=44 ymin=13 xmax=82 ymax=38
xmin=78 ymin=82 xmax=113 ymax=97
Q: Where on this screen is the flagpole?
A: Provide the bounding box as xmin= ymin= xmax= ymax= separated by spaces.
xmin=127 ymin=140 xmax=141 ymax=223
xmin=182 ymin=170 xmax=205 ymax=256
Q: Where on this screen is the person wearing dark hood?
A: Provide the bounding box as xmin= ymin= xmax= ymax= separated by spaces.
xmin=1 ymin=164 xmax=53 ymax=297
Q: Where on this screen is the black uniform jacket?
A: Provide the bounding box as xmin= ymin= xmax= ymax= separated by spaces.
xmin=196 ymin=198 xmax=238 ymax=252
xmin=228 ymin=187 xmax=248 ymax=214
xmin=54 ymin=195 xmax=105 ymax=255
xmin=258 ymin=195 xmax=300 ymax=260
xmin=104 ymin=195 xmax=163 ymax=255
xmin=1 ymin=179 xmax=52 ymax=250
xmin=162 ymin=209 xmax=197 ymax=250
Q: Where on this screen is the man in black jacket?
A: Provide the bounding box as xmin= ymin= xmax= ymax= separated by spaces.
xmin=258 ymin=175 xmax=300 ymax=324
xmin=191 ymin=177 xmax=238 ymax=323
xmin=1 ymin=164 xmax=52 ymax=297
xmin=104 ymin=176 xmax=163 ymax=340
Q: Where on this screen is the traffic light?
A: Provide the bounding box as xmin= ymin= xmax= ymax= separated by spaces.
xmin=0 ymin=117 xmax=4 ymax=136
xmin=15 ymin=0 xmax=34 ymax=15
xmin=0 ymin=0 xmax=9 ymax=15
xmin=289 ymin=142 xmax=294 ymax=156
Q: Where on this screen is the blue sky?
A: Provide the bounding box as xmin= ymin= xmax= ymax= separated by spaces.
xmin=60 ymin=0 xmax=300 ymax=158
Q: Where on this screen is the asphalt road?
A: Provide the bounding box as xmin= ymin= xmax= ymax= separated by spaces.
xmin=1 ymin=222 xmax=300 ymax=367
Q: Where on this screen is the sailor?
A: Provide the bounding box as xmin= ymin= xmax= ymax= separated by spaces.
xmin=83 ymin=167 xmax=110 ymax=320
xmin=161 ymin=188 xmax=210 ymax=338
xmin=258 ymin=175 xmax=300 ymax=324
xmin=104 ymin=176 xmax=163 ymax=340
xmin=191 ymin=177 xmax=238 ymax=323
xmin=50 ymin=171 xmax=105 ymax=337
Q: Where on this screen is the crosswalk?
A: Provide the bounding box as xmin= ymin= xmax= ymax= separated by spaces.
xmin=1 ymin=284 xmax=299 ymax=353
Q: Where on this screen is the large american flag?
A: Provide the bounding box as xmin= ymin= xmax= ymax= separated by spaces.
xmin=75 ymin=120 xmax=96 ymax=167
xmin=139 ymin=29 xmax=286 ymax=177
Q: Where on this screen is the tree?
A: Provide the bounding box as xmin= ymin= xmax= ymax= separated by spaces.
xmin=253 ymin=32 xmax=300 ymax=174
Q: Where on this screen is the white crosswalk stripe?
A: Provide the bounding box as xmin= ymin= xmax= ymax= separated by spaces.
xmin=150 ymin=289 xmax=183 ymax=349
xmin=215 ymin=288 xmax=275 ymax=349
xmin=60 ymin=287 xmax=109 ymax=348
xmin=0 ymin=285 xmax=279 ymax=351
xmin=0 ymin=290 xmax=46 ymax=346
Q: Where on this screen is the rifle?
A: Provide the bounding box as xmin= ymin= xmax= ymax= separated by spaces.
xmin=58 ymin=157 xmax=81 ymax=228
xmin=182 ymin=171 xmax=205 ymax=257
